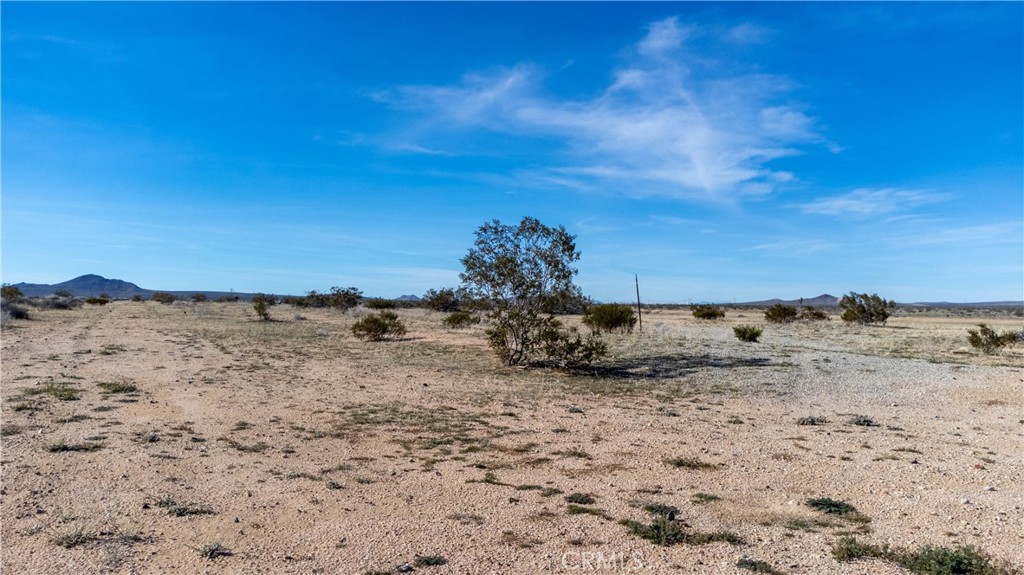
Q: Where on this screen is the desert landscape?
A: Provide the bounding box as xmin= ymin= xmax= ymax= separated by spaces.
xmin=1 ymin=301 xmax=1021 ymax=574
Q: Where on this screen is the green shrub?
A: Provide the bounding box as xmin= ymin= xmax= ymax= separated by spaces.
xmin=365 ymin=298 xmax=397 ymax=309
xmin=421 ymin=287 xmax=462 ymax=312
xmin=764 ymin=304 xmax=798 ymax=323
xmin=536 ymin=320 xmax=608 ymax=369
xmin=190 ymin=293 xmax=208 ymax=302
xmin=1 ymin=284 xmax=23 ymax=300
xmin=85 ymin=296 xmax=110 ymax=305
xmin=733 ymin=325 xmax=762 ymax=342
xmin=151 ymin=292 xmax=177 ymax=305
xmin=691 ymin=304 xmax=725 ymax=320
xmin=131 ymin=295 xmax=145 ymax=302
xmin=253 ymin=300 xmax=271 ymax=321
xmin=443 ymin=311 xmax=480 ymax=329
xmin=582 ymin=303 xmax=637 ymax=334
xmin=351 ymin=311 xmax=407 ymax=341
xmin=799 ymin=306 xmax=830 ymax=321
xmin=967 ymin=324 xmax=1019 ymax=354
xmin=839 ymin=292 xmax=895 ymax=324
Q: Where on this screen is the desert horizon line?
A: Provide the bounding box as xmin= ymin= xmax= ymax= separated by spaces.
xmin=6 ymin=273 xmax=1022 ymax=308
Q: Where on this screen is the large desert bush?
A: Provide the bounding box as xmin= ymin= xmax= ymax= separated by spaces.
xmin=443 ymin=311 xmax=480 ymax=329
xmin=288 ymin=287 xmax=362 ymax=311
xmin=691 ymin=304 xmax=725 ymax=320
xmin=839 ymin=292 xmax=894 ymax=324
xmin=1 ymin=284 xmax=23 ymax=300
xmin=151 ymin=292 xmax=178 ymax=305
xmin=764 ymin=304 xmax=798 ymax=324
xmin=352 ymin=310 xmax=407 ymax=341
xmin=583 ymin=303 xmax=637 ymax=334
xmin=966 ymin=324 xmax=1019 ymax=354
xmin=421 ymin=287 xmax=463 ymax=312
xmin=460 ymin=216 xmax=605 ymax=368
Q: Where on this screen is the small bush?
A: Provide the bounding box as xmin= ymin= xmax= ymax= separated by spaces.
xmin=253 ymin=300 xmax=271 ymax=321
xmin=643 ymin=503 xmax=679 ymax=519
xmin=839 ymin=292 xmax=894 ymax=324
xmin=152 ymin=292 xmax=177 ymax=305
xmin=198 ymin=542 xmax=232 ymax=560
xmin=620 ymin=517 xmax=688 ymax=546
xmin=190 ymin=293 xmax=208 ymax=302
xmin=799 ymin=306 xmax=830 ymax=321
xmin=797 ymin=416 xmax=828 ymax=426
xmin=582 ymin=303 xmax=637 ymax=334
xmin=691 ymin=304 xmax=725 ymax=320
xmin=34 ymin=295 xmax=82 ymax=310
xmin=850 ymin=415 xmax=879 ymax=427
xmin=1 ymin=298 xmax=30 ymax=321
xmin=351 ymin=311 xmax=407 ymax=341
xmin=565 ymin=493 xmax=596 ymax=505
xmin=733 ymin=325 xmax=763 ymax=342
xmin=764 ymin=304 xmax=798 ymax=323
xmin=84 ymin=296 xmax=110 ymax=305
xmin=131 ymin=295 xmax=145 ymax=302
xmin=443 ymin=311 xmax=480 ymax=329
xmin=664 ymin=456 xmax=718 ymax=470
xmin=536 ymin=320 xmax=607 ymax=369
xmin=736 ymin=558 xmax=784 ymax=574
xmin=967 ymin=324 xmax=1018 ymax=354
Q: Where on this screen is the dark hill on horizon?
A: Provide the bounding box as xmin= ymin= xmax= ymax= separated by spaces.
xmin=10 ymin=274 xmax=250 ymax=301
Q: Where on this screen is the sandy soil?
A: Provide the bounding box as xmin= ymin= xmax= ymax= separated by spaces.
xmin=1 ymin=302 xmax=1021 ymax=574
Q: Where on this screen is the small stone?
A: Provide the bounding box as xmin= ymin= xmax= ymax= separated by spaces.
xmin=984 ymin=486 xmax=997 ymax=491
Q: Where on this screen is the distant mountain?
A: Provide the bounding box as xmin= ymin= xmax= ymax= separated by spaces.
xmin=13 ymin=274 xmax=150 ymax=299
xmin=396 ymin=294 xmax=421 ymax=302
xmin=10 ymin=274 xmax=249 ymax=301
xmin=739 ymin=294 xmax=839 ymax=307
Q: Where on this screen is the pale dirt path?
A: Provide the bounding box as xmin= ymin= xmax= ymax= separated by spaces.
xmin=1 ymin=303 xmax=1021 ymax=574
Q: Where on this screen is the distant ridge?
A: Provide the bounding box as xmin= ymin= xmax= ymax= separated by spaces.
xmin=10 ymin=274 xmax=251 ymax=301
xmin=13 ymin=274 xmax=150 ymax=299
xmin=739 ymin=294 xmax=838 ymax=307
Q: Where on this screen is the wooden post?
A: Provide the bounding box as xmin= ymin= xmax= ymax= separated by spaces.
xmin=635 ymin=274 xmax=642 ymax=333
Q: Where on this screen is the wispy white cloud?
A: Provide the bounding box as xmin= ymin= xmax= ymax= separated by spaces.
xmin=381 ymin=17 xmax=827 ymax=203
xmin=724 ymin=22 xmax=771 ymax=45
xmin=796 ymin=188 xmax=952 ymax=218
xmin=898 ymin=221 xmax=1022 ymax=247
xmin=746 ymin=239 xmax=836 ymax=256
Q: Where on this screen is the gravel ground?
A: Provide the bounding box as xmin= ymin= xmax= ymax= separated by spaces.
xmin=1 ymin=303 xmax=1021 ymax=574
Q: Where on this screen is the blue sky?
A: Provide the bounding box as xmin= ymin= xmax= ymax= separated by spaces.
xmin=2 ymin=2 xmax=1021 ymax=303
